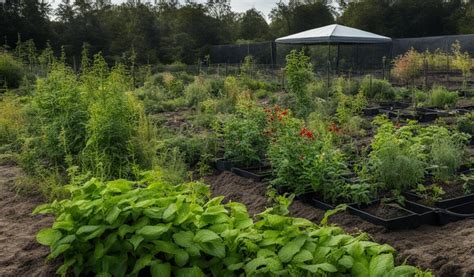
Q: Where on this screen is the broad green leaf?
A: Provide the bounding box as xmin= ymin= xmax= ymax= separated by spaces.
xmin=173 ymin=231 xmax=194 ymax=248
xmin=163 ymin=203 xmax=178 ymax=221
xmin=338 ymin=255 xmax=354 ymax=269
xmin=32 ymin=203 xmax=54 ymax=215
xmin=36 ymin=228 xmax=62 ymax=246
xmin=369 ymin=254 xmax=394 ymax=277
xmin=352 ymin=259 xmax=370 ymax=277
xmin=194 ymin=229 xmax=221 ymax=243
xmin=136 ymin=225 xmax=170 ymax=240
xmin=151 ymin=262 xmax=171 ymax=277
xmin=174 ymin=249 xmax=189 ymax=267
xmin=76 ymin=225 xmax=101 ymax=235
xmin=48 ymin=244 xmax=71 ymax=259
xmin=131 ymin=254 xmax=152 ymax=274
xmin=388 ymin=265 xmax=418 ymax=277
xmin=118 ymin=224 xmax=134 ymax=238
xmin=175 ymin=266 xmax=205 ymax=277
xmin=105 ymin=206 xmax=121 ymax=224
xmin=199 ymin=241 xmax=226 ymax=258
xmin=292 ymin=249 xmax=313 ymax=263
xmin=278 ymin=235 xmax=307 ymax=263
xmin=298 ymin=263 xmax=338 ymax=273
xmin=93 ymin=242 xmax=105 ymax=260
xmin=106 ymin=179 xmax=133 ymax=193
xmin=129 ymin=235 xmax=144 ymax=250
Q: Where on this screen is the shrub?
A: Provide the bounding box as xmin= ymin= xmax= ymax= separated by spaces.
xmin=34 ymin=171 xmax=428 ymax=276
xmin=457 ymin=112 xmax=474 ymax=135
xmin=254 ymin=89 xmax=269 ymax=99
xmin=359 ymin=75 xmax=395 ymax=101
xmin=332 ymin=77 xmax=359 ymax=96
xmin=221 ymin=102 xmax=268 ymax=166
xmin=426 ymin=86 xmax=458 ymax=109
xmin=0 ymin=93 xmax=25 ymax=147
xmin=430 ymin=138 xmax=465 ymax=181
xmin=0 ymin=53 xmax=25 ymax=89
xmin=267 ymin=109 xmax=348 ymax=202
xmin=307 ymin=80 xmax=329 ymax=99
xmin=451 ymin=41 xmax=472 ymax=90
xmin=184 ymin=78 xmax=210 ymax=108
xmin=285 ymin=50 xmax=314 ymax=118
xmin=392 ymin=48 xmax=423 ymax=86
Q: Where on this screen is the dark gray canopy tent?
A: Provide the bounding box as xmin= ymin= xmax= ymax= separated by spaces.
xmin=275 ymin=24 xmax=392 ymax=74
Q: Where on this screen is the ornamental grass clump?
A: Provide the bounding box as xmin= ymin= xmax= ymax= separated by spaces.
xmin=35 ymin=169 xmax=430 ymax=277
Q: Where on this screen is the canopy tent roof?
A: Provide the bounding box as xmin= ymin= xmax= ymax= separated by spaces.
xmin=275 ymin=24 xmax=392 ymax=45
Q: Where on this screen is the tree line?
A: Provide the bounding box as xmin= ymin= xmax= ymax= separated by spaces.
xmin=1 ymin=0 xmax=473 ymax=65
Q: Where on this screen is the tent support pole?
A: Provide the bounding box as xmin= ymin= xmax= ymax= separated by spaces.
xmin=327 ymin=42 xmax=331 ymax=89
xmin=336 ymin=43 xmax=340 ymax=76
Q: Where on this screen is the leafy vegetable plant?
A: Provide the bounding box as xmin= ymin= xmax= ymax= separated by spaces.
xmin=35 ymin=169 xmax=430 ymax=276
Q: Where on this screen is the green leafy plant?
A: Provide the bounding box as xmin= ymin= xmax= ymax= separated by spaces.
xmin=461 ymin=174 xmax=474 ymax=194
xmin=414 ymin=184 xmax=446 ymax=204
xmin=457 ymin=112 xmax=474 ymax=136
xmin=426 ymin=86 xmax=458 ymax=109
xmin=359 ymin=75 xmax=395 ymax=101
xmin=267 ymin=109 xmax=350 ymax=203
xmin=0 ymin=52 xmax=25 ymax=88
xmin=285 ymin=50 xmax=314 ymax=118
xmin=34 ymin=170 xmax=429 ymax=277
xmin=221 ymin=101 xmax=268 ymax=166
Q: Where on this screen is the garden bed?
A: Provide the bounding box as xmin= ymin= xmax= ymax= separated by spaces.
xmin=207 ymin=171 xmax=474 ymax=276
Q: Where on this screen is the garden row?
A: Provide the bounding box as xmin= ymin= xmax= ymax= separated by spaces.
xmin=216 ymin=94 xmax=474 ymax=228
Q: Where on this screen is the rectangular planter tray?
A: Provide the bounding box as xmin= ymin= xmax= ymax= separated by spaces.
xmin=231 ymin=166 xmax=272 ymax=182
xmin=348 ymin=200 xmax=422 ymax=230
xmin=215 ymin=159 xmax=234 ymax=172
xmin=438 ymin=201 xmax=474 ymax=225
xmin=404 ymin=191 xmax=474 ymax=209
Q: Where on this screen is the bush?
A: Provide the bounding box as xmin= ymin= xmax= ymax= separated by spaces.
xmin=254 ymin=89 xmax=269 ymax=99
xmin=307 ymin=81 xmax=329 ymax=99
xmin=392 ymin=48 xmax=423 ymax=85
xmin=359 ymin=75 xmax=395 ymax=101
xmin=267 ymin=108 xmax=349 ymax=202
xmin=430 ymin=138 xmax=465 ymax=181
xmin=285 ymin=50 xmax=314 ymax=118
xmin=332 ymin=77 xmax=359 ymax=96
xmin=34 ymin=171 xmax=428 ymax=277
xmin=0 ymin=93 xmax=25 ymax=147
xmin=23 ymin=56 xmax=157 ymax=182
xmin=457 ymin=112 xmax=474 ymax=135
xmin=426 ymin=86 xmax=458 ymax=109
xmin=184 ymin=78 xmax=210 ymax=108
xmin=221 ymin=102 xmax=268 ymax=166
xmin=0 ymin=53 xmax=25 ymax=89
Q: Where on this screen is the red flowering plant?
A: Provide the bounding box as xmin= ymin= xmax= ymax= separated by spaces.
xmin=267 ymin=114 xmax=349 ymax=202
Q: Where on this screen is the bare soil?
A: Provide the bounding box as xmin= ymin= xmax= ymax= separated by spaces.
xmin=207 ymin=171 xmax=474 ymax=277
xmin=1 ymin=164 xmax=474 ymax=277
xmin=0 ymin=165 xmax=56 ymax=277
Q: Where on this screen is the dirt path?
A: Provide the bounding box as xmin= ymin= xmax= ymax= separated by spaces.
xmin=0 ymin=165 xmax=56 ymax=277
xmin=208 ymin=172 xmax=474 ymax=277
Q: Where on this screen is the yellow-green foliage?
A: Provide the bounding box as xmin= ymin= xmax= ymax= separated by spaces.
xmin=0 ymin=53 xmax=25 ymax=88
xmin=0 ymin=94 xmax=25 ymax=146
xmin=23 ymin=54 xmax=157 ymax=182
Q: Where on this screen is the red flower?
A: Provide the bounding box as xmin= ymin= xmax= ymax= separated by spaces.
xmin=299 ymin=127 xmax=315 ymax=139
xmin=328 ymin=123 xmax=341 ymax=134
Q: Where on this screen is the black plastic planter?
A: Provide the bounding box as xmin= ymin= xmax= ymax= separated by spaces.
xmin=363 ymin=107 xmax=381 ymax=116
xmin=403 ymin=200 xmax=439 ymax=226
xmin=348 ymin=200 xmax=422 ymax=230
xmin=231 ymin=166 xmax=272 ymax=182
xmin=404 ymin=191 xmax=474 ymax=209
xmin=438 ymin=201 xmax=474 ymax=225
xmin=215 ymin=159 xmax=234 ymax=172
